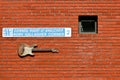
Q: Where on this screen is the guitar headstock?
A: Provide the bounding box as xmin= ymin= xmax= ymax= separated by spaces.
xmin=51 ymin=49 xmax=59 ymax=53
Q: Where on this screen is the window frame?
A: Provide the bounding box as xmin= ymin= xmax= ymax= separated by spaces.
xmin=78 ymin=16 xmax=98 ymax=34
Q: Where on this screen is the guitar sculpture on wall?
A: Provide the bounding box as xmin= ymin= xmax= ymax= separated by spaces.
xmin=18 ymin=43 xmax=59 ymax=57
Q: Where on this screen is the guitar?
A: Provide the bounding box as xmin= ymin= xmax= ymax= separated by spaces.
xmin=18 ymin=43 xmax=59 ymax=57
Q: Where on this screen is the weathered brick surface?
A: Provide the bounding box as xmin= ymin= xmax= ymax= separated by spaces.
xmin=0 ymin=0 xmax=120 ymax=80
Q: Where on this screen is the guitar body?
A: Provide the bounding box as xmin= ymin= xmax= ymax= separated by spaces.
xmin=18 ymin=43 xmax=37 ymax=57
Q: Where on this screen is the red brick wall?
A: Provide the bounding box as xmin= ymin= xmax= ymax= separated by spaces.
xmin=0 ymin=0 xmax=120 ymax=80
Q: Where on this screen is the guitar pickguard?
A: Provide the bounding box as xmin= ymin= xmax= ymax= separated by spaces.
xmin=22 ymin=47 xmax=34 ymax=56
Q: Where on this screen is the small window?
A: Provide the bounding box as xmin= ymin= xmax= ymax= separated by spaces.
xmin=79 ymin=16 xmax=98 ymax=34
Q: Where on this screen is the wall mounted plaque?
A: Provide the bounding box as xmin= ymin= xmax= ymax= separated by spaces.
xmin=2 ymin=28 xmax=71 ymax=37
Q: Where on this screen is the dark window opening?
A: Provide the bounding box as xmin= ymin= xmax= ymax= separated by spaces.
xmin=79 ymin=16 xmax=98 ymax=34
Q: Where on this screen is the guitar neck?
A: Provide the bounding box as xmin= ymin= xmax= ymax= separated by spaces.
xmin=32 ymin=48 xmax=52 ymax=52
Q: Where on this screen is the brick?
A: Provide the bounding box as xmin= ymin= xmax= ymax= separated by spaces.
xmin=0 ymin=0 xmax=120 ymax=79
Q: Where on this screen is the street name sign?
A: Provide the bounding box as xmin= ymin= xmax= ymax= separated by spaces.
xmin=2 ymin=28 xmax=71 ymax=37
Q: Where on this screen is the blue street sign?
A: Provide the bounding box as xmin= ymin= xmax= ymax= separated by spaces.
xmin=2 ymin=28 xmax=71 ymax=37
